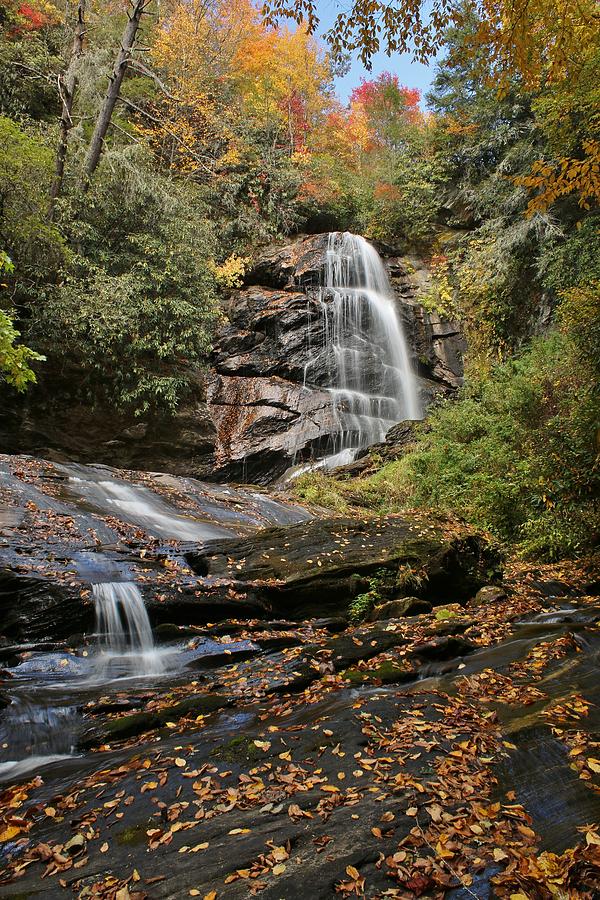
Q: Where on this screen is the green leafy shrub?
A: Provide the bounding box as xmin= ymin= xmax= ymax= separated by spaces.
xmin=348 ymin=569 xmax=392 ymax=623
xmin=0 ymin=251 xmax=45 ymax=390
xmin=34 ymin=159 xmax=220 ymax=415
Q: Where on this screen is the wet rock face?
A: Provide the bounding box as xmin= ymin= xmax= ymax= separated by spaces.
xmin=0 ymin=570 xmax=94 ymax=644
xmin=186 ymin=513 xmax=503 ymax=619
xmin=0 ymin=368 xmax=217 ymax=477
xmin=208 ymin=234 xmax=466 ymax=483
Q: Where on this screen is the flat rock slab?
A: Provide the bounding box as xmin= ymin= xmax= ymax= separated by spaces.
xmin=187 ymin=513 xmax=502 ymax=617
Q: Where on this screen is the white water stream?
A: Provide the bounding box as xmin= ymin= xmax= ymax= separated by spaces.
xmin=92 ymin=582 xmax=165 ymax=678
xmin=305 ymin=232 xmax=421 ymax=467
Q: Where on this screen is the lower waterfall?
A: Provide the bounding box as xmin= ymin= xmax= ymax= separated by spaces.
xmin=92 ymin=582 xmax=164 ymax=677
xmin=306 ymin=231 xmax=421 ymax=466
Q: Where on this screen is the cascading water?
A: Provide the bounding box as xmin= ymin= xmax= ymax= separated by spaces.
xmin=92 ymin=582 xmax=164 ymax=678
xmin=305 ymin=232 xmax=421 ymax=467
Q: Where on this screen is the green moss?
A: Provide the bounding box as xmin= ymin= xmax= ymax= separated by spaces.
xmin=104 ymin=711 xmax=161 ymax=740
xmin=101 ymin=694 xmax=229 ymax=743
xmin=343 ymin=661 xmax=414 ymax=685
xmin=435 ymin=607 xmax=458 ymax=621
xmin=212 ymin=734 xmax=263 ymax=762
xmin=115 ymin=822 xmax=152 ymax=846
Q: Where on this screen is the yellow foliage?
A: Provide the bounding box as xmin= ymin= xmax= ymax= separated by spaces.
xmin=517 ymin=141 xmax=600 ymax=214
xmin=233 ymin=19 xmax=332 ymax=150
xmin=212 ymin=254 xmax=249 ymax=289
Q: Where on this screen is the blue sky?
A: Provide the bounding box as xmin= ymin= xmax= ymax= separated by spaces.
xmin=314 ymin=0 xmax=437 ymax=106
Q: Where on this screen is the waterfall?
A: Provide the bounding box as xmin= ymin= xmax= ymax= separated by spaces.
xmin=92 ymin=582 xmax=164 ymax=678
xmin=306 ymin=232 xmax=421 ymax=467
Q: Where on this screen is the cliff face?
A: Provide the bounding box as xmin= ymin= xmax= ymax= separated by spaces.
xmin=206 ymin=234 xmax=466 ymax=483
xmin=0 ymin=234 xmax=466 ymax=483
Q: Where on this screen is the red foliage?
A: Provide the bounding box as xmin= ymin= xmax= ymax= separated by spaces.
xmin=16 ymin=3 xmax=49 ymax=30
xmin=350 ymin=72 xmax=421 ymax=123
xmin=279 ymin=90 xmax=309 ymax=151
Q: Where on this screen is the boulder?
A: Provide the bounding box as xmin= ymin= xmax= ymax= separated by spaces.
xmin=470 ymin=584 xmax=508 ymax=608
xmin=186 ymin=513 xmax=503 ymax=618
xmin=368 ymin=597 xmax=433 ymax=621
xmin=81 ymin=692 xmax=231 ymax=747
xmin=412 ymin=635 xmax=476 ymax=661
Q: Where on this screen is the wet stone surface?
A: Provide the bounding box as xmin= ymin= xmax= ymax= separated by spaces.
xmin=1 ymin=454 xmax=599 ymax=898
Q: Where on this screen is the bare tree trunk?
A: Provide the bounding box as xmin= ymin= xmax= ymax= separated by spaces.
xmin=82 ymin=0 xmax=151 ymax=186
xmin=48 ymin=0 xmax=86 ymax=219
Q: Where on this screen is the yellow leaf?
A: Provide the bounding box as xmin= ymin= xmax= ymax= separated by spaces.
xmin=587 ymin=758 xmax=600 ymax=773
xmin=253 ymin=740 xmax=271 ymax=751
xmin=272 ymin=863 xmax=286 ymax=875
xmin=228 ymin=828 xmax=250 ymax=835
xmin=346 ymin=865 xmax=360 ymax=880
xmin=0 ymin=825 xmax=21 ymax=842
xmin=203 ymin=893 xmax=217 ymax=900
xmin=175 ymin=758 xmax=186 ymax=768
xmin=493 ymin=848 xmax=509 ymax=862
xmin=44 ymin=807 xmax=56 ymax=818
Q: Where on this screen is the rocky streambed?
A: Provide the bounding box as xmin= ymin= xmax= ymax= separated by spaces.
xmin=1 ymin=453 xmax=600 ymax=898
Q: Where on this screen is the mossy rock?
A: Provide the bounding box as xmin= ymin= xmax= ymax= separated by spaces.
xmin=84 ymin=693 xmax=230 ymax=746
xmin=186 ymin=513 xmax=503 ymax=618
xmin=343 ymin=660 xmax=416 ymax=685
xmin=212 ymin=734 xmax=264 ymax=763
xmin=169 ymin=694 xmax=230 ymax=718
xmin=104 ymin=711 xmax=161 ymax=741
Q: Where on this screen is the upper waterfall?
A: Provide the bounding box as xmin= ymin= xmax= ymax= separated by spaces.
xmin=305 ymin=231 xmax=421 ymax=466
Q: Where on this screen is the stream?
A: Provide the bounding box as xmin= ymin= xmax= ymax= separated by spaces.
xmin=0 ymin=460 xmax=309 ymax=783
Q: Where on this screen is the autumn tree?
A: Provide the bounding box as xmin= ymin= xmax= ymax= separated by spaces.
xmin=264 ymin=0 xmax=600 ymax=212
